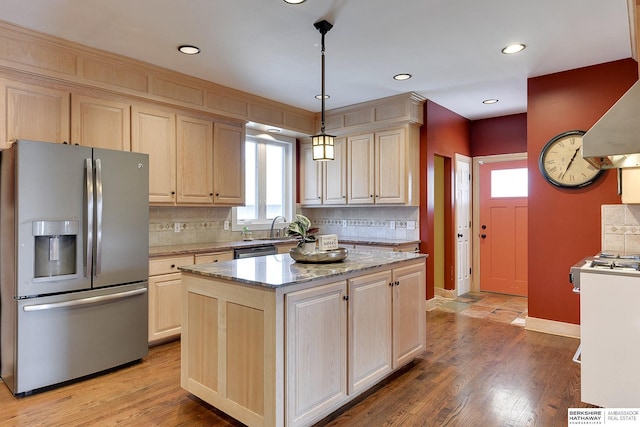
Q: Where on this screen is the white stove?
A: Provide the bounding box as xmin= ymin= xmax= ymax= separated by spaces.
xmin=570 ymin=251 xmax=640 ymax=408
xmin=569 ymin=252 xmax=640 ymax=293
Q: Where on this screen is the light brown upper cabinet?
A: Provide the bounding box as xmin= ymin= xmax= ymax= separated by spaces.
xmin=131 ymin=105 xmax=177 ymax=204
xmin=347 ymin=133 xmax=375 ymax=204
xmin=0 ymin=79 xmax=70 ymax=149
xmin=212 ymin=123 xmax=245 ymax=206
xmin=323 ymin=137 xmax=348 ymax=205
xmin=300 ymin=137 xmax=347 ymax=206
xmin=176 ymin=114 xmax=214 ymax=205
xmin=347 ymin=127 xmax=418 ymax=206
xmin=299 ymin=142 xmax=323 ymax=205
xmin=71 ymin=94 xmax=131 ymax=151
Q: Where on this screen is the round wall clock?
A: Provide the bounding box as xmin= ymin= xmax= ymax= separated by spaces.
xmin=538 ymin=130 xmax=604 ymax=188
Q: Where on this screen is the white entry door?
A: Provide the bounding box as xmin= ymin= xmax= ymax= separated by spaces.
xmin=455 ymin=154 xmax=472 ymax=296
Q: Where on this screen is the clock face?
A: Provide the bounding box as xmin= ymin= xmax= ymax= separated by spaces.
xmin=538 ymin=130 xmax=604 ymax=188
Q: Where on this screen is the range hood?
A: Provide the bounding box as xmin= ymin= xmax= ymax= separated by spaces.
xmin=582 ymin=80 xmax=640 ymax=169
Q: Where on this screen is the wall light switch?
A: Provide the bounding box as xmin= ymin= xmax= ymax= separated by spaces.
xmin=224 ymin=220 xmax=229 ymax=230
xmin=174 ymin=222 xmax=181 ymax=233
xmin=389 ymin=220 xmax=396 ymax=230
xmin=407 ymin=221 xmax=416 ymax=230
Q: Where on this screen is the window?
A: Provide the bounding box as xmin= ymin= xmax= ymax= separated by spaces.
xmin=233 ymin=130 xmax=295 ymax=231
xmin=491 ymin=168 xmax=528 ymax=197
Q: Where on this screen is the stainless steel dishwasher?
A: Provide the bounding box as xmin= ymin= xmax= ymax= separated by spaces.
xmin=233 ymin=244 xmax=277 ymax=259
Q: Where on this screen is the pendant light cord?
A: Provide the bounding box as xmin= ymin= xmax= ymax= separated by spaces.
xmin=320 ymin=30 xmax=326 ymax=133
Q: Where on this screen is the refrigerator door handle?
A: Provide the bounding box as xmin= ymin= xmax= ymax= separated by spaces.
xmin=95 ymin=158 xmax=103 ymax=276
xmin=22 ymin=287 xmax=147 ymax=312
xmin=85 ymin=158 xmax=94 ymax=278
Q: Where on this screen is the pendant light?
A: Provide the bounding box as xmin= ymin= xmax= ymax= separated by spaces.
xmin=311 ymin=19 xmax=335 ymax=161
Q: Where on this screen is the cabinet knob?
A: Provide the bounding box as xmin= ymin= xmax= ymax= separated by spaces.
xmin=395 ymin=281 xmax=400 ymax=286
xmin=389 ymin=282 xmax=394 ymax=287
xmin=216 ymin=193 xmax=220 ymax=197
xmin=171 ymin=264 xmax=176 ymax=269
xmin=171 ymin=191 xmax=176 ymax=195
xmin=209 ymin=193 xmax=214 ymax=196
xmin=343 ymin=295 xmax=349 ymax=301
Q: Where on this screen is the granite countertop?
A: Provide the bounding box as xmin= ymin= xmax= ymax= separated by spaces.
xmin=179 ymin=250 xmax=427 ymax=289
xmin=149 ymin=238 xmax=421 ymax=257
xmin=149 ymin=239 xmax=297 ymax=257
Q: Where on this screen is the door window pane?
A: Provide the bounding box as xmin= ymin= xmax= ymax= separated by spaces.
xmin=491 ymin=168 xmax=528 ymax=197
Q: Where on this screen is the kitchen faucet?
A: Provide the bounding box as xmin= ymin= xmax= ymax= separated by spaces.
xmin=270 ymin=216 xmax=287 ymax=238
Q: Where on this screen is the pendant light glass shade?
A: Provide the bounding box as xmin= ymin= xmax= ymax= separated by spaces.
xmin=312 ymin=133 xmax=335 ymax=161
xmin=312 ymin=20 xmax=335 ymax=161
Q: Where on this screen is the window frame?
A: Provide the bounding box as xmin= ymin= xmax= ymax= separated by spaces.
xmin=232 ymin=129 xmax=296 ymax=232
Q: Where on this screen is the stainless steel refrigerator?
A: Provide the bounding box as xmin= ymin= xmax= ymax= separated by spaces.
xmin=0 ymin=139 xmax=149 ymax=395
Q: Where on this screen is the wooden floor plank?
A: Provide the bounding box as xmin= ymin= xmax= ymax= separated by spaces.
xmin=0 ymin=309 xmax=590 ymax=426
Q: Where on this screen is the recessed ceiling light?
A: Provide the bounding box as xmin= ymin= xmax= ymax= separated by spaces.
xmin=178 ymin=45 xmax=200 ymax=55
xmin=501 ymin=44 xmax=526 ymax=54
xmin=315 ymin=94 xmax=330 ymax=100
xmin=393 ymin=73 xmax=412 ymax=81
xmin=483 ymin=99 xmax=499 ymax=104
xmin=283 ymin=0 xmax=306 ymax=4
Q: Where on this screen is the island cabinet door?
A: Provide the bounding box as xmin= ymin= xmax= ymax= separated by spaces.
xmin=347 ymin=270 xmax=393 ymax=394
xmin=392 ymin=262 xmax=427 ymax=368
xmin=285 ymin=281 xmax=348 ymax=427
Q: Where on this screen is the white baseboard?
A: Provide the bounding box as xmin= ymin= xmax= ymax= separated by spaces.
xmin=525 ymin=316 xmax=580 ymax=339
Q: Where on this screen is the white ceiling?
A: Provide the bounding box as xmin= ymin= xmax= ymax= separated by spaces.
xmin=0 ymin=0 xmax=633 ymax=121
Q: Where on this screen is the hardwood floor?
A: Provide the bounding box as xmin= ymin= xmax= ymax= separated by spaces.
xmin=0 ymin=309 xmax=589 ymax=426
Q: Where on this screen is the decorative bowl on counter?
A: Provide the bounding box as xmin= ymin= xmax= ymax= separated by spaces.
xmin=289 ymin=247 xmax=348 ymax=263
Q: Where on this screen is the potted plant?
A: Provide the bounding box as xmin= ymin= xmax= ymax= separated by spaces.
xmin=285 ymin=214 xmax=319 ymax=252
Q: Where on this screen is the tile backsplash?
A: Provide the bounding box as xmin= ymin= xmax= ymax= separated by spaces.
xmin=149 ymin=206 xmax=421 ymax=247
xmin=149 ymin=207 xmax=235 ymax=247
xmin=601 ymin=204 xmax=640 ymax=253
xmin=301 ymin=206 xmax=420 ymax=241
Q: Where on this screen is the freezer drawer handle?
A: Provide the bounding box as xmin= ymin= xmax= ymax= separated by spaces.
xmin=22 ymin=288 xmax=147 ymax=312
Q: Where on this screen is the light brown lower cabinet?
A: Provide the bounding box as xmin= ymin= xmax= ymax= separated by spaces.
xmin=148 ymin=252 xmax=233 ymax=345
xmin=148 ymin=255 xmax=194 ymax=344
xmin=181 ymin=258 xmax=426 ymax=427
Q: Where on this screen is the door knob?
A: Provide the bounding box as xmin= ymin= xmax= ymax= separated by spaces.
xmin=481 ymin=225 xmax=487 ymax=230
xmin=481 ymin=234 xmax=487 ymax=239
xmin=457 ymin=233 xmax=463 ymax=238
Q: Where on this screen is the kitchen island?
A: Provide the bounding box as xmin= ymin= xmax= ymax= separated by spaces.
xmin=179 ymin=250 xmax=427 ymax=427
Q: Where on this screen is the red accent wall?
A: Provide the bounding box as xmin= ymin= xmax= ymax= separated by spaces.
xmin=470 ymin=113 xmax=527 ymax=157
xmin=527 ymin=58 xmax=638 ymax=324
xmin=420 ymin=100 xmax=471 ymax=299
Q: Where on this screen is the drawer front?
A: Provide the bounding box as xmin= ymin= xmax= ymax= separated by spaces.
xmin=394 ymin=244 xmax=420 ymax=253
xmin=149 ymin=255 xmax=194 ymax=276
xmin=194 ymin=251 xmax=234 ymax=264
